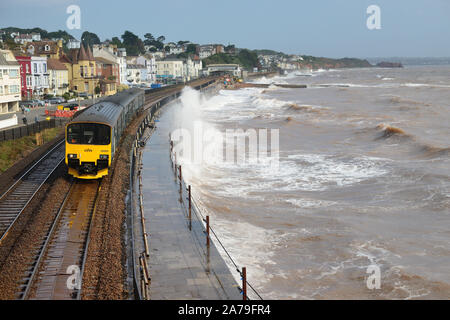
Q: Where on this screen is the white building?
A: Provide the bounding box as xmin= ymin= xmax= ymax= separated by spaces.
xmin=183 ymin=56 xmax=202 ymax=81
xmin=67 ymin=39 xmax=81 ymax=49
xmin=126 ymin=64 xmax=145 ymax=85
xmin=117 ymin=48 xmax=127 ymax=85
xmin=156 ymin=59 xmax=184 ymax=82
xmin=197 ymin=44 xmax=224 ymax=59
xmin=169 ymin=46 xmax=185 ymax=55
xmin=136 ymin=54 xmax=156 ymax=84
xmin=31 ymin=33 xmax=41 ymax=42
xmin=0 ymin=50 xmax=21 ymax=114
xmin=14 ymin=34 xmax=32 ymax=44
xmin=13 ymin=32 xmax=41 ymax=44
xmin=205 ymin=64 xmax=242 ymax=77
xmin=30 ymin=56 xmax=49 ymax=97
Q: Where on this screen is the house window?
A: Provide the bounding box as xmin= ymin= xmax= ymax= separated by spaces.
xmin=9 ymin=69 xmax=18 ymax=77
xmin=43 ymin=63 xmax=47 ymax=73
xmin=45 ymin=45 xmax=50 ymax=51
xmin=0 ymin=86 xmax=3 ymax=94
xmin=34 ymin=63 xmax=37 ymax=73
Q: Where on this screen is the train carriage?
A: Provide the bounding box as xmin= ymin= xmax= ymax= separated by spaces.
xmin=65 ymin=88 xmax=144 ymax=179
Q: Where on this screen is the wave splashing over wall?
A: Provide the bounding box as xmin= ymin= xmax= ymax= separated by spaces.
xmin=174 ymin=66 xmax=450 ymax=299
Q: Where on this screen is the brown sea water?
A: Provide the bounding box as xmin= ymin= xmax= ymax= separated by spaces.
xmin=173 ymin=65 xmax=450 ymax=299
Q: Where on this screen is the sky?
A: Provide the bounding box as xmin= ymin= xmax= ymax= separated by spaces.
xmin=1 ymin=0 xmax=449 ymax=58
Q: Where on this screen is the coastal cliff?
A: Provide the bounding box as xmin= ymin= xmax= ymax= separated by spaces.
xmin=298 ymin=56 xmax=373 ymax=69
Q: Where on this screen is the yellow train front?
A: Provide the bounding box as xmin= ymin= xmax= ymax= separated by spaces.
xmin=65 ymin=88 xmax=144 ymax=179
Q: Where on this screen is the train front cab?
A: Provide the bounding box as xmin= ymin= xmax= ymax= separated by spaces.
xmin=65 ymin=122 xmax=113 ymax=179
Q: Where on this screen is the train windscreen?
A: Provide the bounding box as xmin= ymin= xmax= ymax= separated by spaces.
xmin=67 ymin=123 xmax=111 ymax=145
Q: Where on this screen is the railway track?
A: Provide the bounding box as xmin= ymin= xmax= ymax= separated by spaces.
xmin=143 ymin=78 xmax=217 ymax=105
xmin=0 ymin=78 xmax=217 ymax=299
xmin=19 ymin=179 xmax=100 ymax=300
xmin=0 ymin=140 xmax=65 ymax=245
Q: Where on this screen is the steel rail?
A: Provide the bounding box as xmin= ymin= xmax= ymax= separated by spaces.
xmin=0 ymin=141 xmax=65 ymax=244
xmin=20 ymin=180 xmax=76 ymax=300
xmin=22 ymin=180 xmax=100 ymax=300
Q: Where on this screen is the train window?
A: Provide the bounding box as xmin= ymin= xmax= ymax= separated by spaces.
xmin=67 ymin=123 xmax=111 ymax=145
xmin=67 ymin=124 xmax=81 ymax=144
xmin=84 ymin=130 xmax=94 ymax=144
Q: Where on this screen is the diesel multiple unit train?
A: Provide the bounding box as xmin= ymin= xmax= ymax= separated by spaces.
xmin=65 ymin=88 xmax=145 ymax=179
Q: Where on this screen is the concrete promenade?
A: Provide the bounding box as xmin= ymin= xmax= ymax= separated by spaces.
xmin=139 ymin=100 xmax=242 ymax=300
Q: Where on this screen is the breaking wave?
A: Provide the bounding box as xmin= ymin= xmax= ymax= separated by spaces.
xmin=284 ymin=103 xmax=326 ymax=114
xmin=388 ymin=96 xmax=431 ymax=106
xmin=375 ymin=123 xmax=413 ymax=140
xmin=416 ymin=144 xmax=450 ymax=159
xmin=373 ymin=124 xmax=449 ymax=159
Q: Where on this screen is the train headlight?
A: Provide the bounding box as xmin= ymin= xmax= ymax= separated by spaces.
xmin=99 ymin=154 xmax=109 ymax=160
xmin=68 ymin=153 xmax=78 ymax=159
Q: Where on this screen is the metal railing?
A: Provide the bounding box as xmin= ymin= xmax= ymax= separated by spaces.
xmin=129 ymin=77 xmax=254 ymax=300
xmin=169 ymin=146 xmax=264 ymax=301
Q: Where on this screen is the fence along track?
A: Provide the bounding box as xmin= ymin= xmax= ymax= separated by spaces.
xmin=21 ymin=180 xmax=100 ymax=300
xmin=0 ymin=118 xmax=68 ymax=143
xmin=0 ymin=140 xmax=65 ymax=245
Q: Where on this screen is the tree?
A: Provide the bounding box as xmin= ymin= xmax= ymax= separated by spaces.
xmin=185 ymin=43 xmax=197 ymax=54
xmin=225 ymin=44 xmax=235 ymax=54
xmin=121 ymin=30 xmax=145 ymax=55
xmin=143 ymin=33 xmax=154 ymax=45
xmin=111 ymin=37 xmax=122 ymax=47
xmin=81 ymin=31 xmax=101 ymax=48
xmin=237 ymin=49 xmax=260 ymax=69
xmin=156 ymin=35 xmax=165 ymax=43
xmin=48 ymin=29 xmax=75 ymax=43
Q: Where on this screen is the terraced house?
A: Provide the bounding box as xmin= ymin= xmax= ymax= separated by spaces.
xmin=31 ymin=56 xmax=49 ymax=97
xmin=15 ymin=55 xmax=32 ymax=99
xmin=60 ymin=43 xmax=100 ymax=97
xmin=0 ymin=49 xmax=20 ymax=114
xmin=47 ymin=58 xmax=69 ymax=96
xmin=94 ymin=56 xmax=118 ymax=96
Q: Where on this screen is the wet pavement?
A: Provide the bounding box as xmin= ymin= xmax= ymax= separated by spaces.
xmin=139 ymin=101 xmax=242 ymax=300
